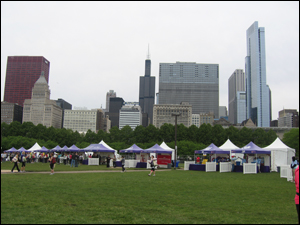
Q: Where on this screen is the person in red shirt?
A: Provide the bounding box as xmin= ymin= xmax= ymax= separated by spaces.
xmin=196 ymin=156 xmax=200 ymax=164
xmin=294 ymin=166 xmax=299 ymax=222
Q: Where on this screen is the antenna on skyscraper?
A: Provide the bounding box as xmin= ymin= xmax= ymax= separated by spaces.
xmin=147 ymin=44 xmax=150 ymax=59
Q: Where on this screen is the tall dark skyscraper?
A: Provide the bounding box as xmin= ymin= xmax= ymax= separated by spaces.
xmin=3 ymin=56 xmax=50 ymax=107
xmin=139 ymin=48 xmax=155 ymax=125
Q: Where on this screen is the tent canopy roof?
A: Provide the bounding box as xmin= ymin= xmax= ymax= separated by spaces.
xmin=143 ymin=144 xmax=172 ymax=154
xmin=218 ymin=139 xmax=239 ymax=150
xmin=119 ymin=144 xmax=143 ymax=153
xmin=263 ymin=137 xmax=295 ymax=152
xmin=160 ymin=142 xmax=175 ymax=151
xmin=232 ymin=141 xmax=271 ymax=154
xmin=84 ymin=143 xmax=115 ymax=152
xmin=195 ymin=143 xmax=230 ymax=154
xmin=27 ymin=142 xmax=41 ymax=151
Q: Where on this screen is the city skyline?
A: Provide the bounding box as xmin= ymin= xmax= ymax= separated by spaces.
xmin=1 ymin=2 xmax=299 ymax=121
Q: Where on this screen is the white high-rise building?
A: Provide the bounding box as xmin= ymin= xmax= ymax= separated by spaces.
xmin=245 ymin=21 xmax=271 ymax=127
xmin=63 ymin=109 xmax=103 ymax=133
xmin=228 ymin=69 xmax=246 ymax=124
xmin=23 ymin=72 xmax=62 ymax=128
xmin=119 ymin=104 xmax=142 ymax=130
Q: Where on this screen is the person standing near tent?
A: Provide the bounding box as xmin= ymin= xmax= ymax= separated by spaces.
xmin=291 ymin=156 xmax=299 ymax=182
xmin=148 ymin=155 xmax=157 ymax=176
xmin=196 ymin=156 xmax=200 ymax=164
xmin=70 ymin=152 xmax=75 ymax=167
xmin=48 ymin=153 xmax=56 ymax=175
xmin=113 ymin=156 xmax=116 ymax=168
xmin=121 ymin=156 xmax=126 ymax=172
xmin=106 ymin=155 xmax=111 ymax=168
xmin=231 ymin=155 xmax=238 ymax=172
xmin=294 ymin=165 xmax=299 ymax=222
xmin=11 ymin=153 xmax=20 ymax=173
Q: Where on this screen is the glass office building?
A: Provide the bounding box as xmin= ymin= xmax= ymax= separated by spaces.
xmin=245 ymin=21 xmax=271 ymax=127
xmin=4 ymin=56 xmax=50 ymax=107
xmin=159 ymin=62 xmax=219 ymax=118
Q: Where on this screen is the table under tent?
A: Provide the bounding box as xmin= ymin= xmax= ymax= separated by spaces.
xmin=83 ymin=143 xmax=115 ymax=166
xmin=119 ymin=144 xmax=146 ymax=168
xmin=99 ymin=140 xmax=120 ymax=162
xmin=192 ymin=143 xmax=231 ymax=172
xmin=263 ymin=137 xmax=296 ymax=172
xmin=218 ymin=139 xmax=244 ymax=163
xmin=231 ymin=141 xmax=271 ymax=174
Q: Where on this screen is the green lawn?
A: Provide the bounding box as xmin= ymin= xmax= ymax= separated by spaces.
xmin=1 ymin=162 xmax=298 ymax=224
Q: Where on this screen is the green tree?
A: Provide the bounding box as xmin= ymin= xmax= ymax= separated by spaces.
xmin=283 ymin=128 xmax=299 ymax=157
xmin=144 ymin=124 xmax=159 ymax=143
xmin=84 ymin=130 xmax=98 ymax=144
xmin=7 ymin=121 xmax=22 ymax=136
xmin=109 ymin=126 xmax=121 ymax=142
xmin=252 ymin=128 xmax=267 ymax=147
xmin=120 ymin=125 xmax=133 ymax=144
xmin=225 ymin=126 xmax=240 ymax=145
xmin=159 ymin=123 xmax=174 ymax=143
xmin=21 ymin=122 xmax=35 ymax=138
xmin=187 ymin=125 xmax=198 ymax=143
xmin=238 ymin=127 xmax=253 ymax=147
xmin=211 ymin=124 xmax=226 ymax=146
xmin=198 ymin=123 xmax=213 ymax=145
xmin=177 ymin=124 xmax=188 ymax=142
xmin=132 ymin=125 xmax=146 ymax=143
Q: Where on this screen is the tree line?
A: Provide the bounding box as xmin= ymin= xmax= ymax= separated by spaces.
xmin=1 ymin=121 xmax=298 ymax=156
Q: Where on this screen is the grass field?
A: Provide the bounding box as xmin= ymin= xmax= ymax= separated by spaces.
xmin=1 ymin=162 xmax=298 ymax=224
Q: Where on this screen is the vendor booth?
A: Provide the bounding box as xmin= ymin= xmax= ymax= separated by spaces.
xmin=143 ymin=144 xmax=172 ymax=169
xmin=83 ymin=143 xmax=115 ymax=165
xmin=231 ymin=141 xmax=271 ymax=174
xmin=27 ymin=142 xmax=41 ymax=153
xmin=119 ymin=144 xmax=145 ymax=168
xmin=193 ymin=143 xmax=230 ymax=172
xmin=263 ymin=137 xmax=295 ymax=172
xmin=219 ymin=139 xmax=243 ymax=163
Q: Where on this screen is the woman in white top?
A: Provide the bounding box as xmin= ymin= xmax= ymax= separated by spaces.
xmin=148 ymin=155 xmax=157 ymax=176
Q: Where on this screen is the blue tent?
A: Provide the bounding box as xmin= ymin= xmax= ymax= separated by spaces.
xmin=4 ymin=147 xmax=18 ymax=153
xmin=35 ymin=146 xmax=49 ymax=152
xmin=68 ymin=144 xmax=82 ymax=152
xmin=231 ymin=141 xmax=271 ymax=154
xmin=50 ymin=145 xmax=62 ymax=152
xmin=119 ymin=144 xmax=144 ymax=153
xmin=194 ymin=143 xmax=230 ymax=154
xmin=83 ymin=143 xmax=115 ymax=152
xmin=143 ymin=144 xmax=172 ymax=154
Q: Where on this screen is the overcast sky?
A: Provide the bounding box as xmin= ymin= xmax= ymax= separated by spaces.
xmin=1 ymin=1 xmax=299 ymax=120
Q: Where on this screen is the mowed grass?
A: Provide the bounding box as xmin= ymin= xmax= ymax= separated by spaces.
xmin=1 ymin=162 xmax=298 ymax=224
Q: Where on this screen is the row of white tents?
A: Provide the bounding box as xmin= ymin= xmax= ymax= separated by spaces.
xmin=3 ymin=137 xmax=295 ymax=172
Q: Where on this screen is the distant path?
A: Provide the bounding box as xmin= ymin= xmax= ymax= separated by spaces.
xmin=1 ymin=169 xmax=180 ymax=174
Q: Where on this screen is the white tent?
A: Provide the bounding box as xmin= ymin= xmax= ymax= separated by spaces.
xmin=218 ymin=139 xmax=243 ymax=161
xmin=160 ymin=142 xmax=175 ymax=160
xmin=27 ymin=142 xmax=41 ymax=152
xmin=99 ymin=140 xmax=119 ymax=159
xmin=264 ymin=137 xmax=295 ymax=172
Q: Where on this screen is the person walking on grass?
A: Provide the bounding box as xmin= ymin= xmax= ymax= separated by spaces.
xmin=48 ymin=153 xmax=56 ymax=175
xmin=11 ymin=153 xmax=20 ymax=173
xmin=121 ymin=156 xmax=126 ymax=172
xmin=148 ymin=155 xmax=157 ymax=176
xmin=20 ymin=151 xmax=27 ymax=173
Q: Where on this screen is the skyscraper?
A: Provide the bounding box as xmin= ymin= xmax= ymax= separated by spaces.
xmin=106 ymin=90 xmax=116 ymax=112
xmin=245 ymin=21 xmax=271 ymax=127
xmin=228 ymin=69 xmax=246 ymax=124
xmin=4 ymin=56 xmax=50 ymax=107
xmin=159 ymin=62 xmax=219 ymax=118
xmin=23 ymin=72 xmax=62 ymax=128
xmin=139 ymin=48 xmax=155 ymax=125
